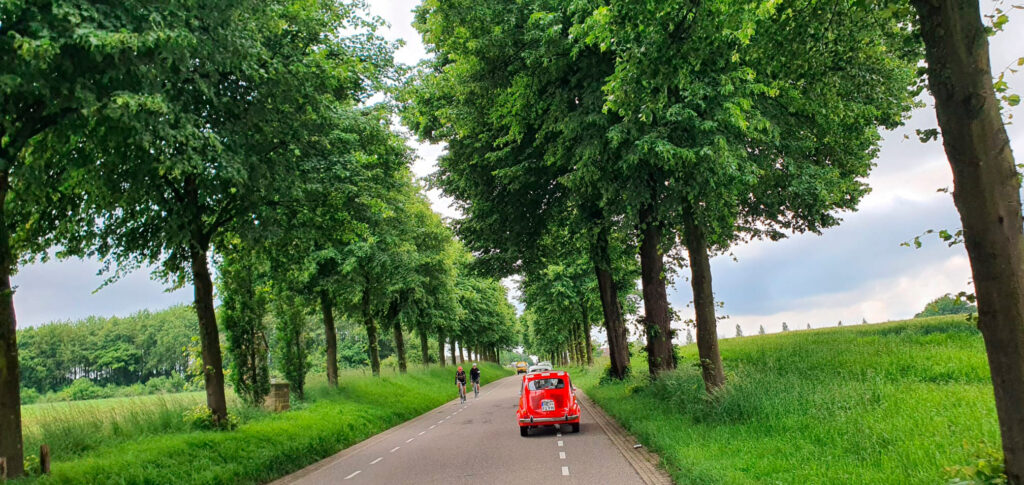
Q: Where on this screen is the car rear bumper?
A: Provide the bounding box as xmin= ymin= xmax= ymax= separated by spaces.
xmin=519 ymin=414 xmax=580 ymax=425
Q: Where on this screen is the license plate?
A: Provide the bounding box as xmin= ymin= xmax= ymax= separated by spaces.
xmin=541 ymin=400 xmax=555 ymax=411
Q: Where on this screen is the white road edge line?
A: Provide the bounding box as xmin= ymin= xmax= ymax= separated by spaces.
xmin=370 ymin=457 xmax=383 ymax=465
xmin=344 ymin=470 xmax=361 ymax=480
xmin=561 ymin=466 xmax=570 ymax=476
xmin=559 ymin=451 xmax=566 ymax=459
xmin=557 ymin=440 xmax=564 ymax=447
xmin=390 ymin=446 xmax=401 ymax=453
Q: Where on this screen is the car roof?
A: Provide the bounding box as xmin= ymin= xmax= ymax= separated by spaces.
xmin=523 ymin=371 xmax=567 ymax=380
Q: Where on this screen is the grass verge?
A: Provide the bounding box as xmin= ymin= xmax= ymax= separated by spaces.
xmin=572 ymin=316 xmax=999 ymax=484
xmin=17 ymin=364 xmax=511 ymax=484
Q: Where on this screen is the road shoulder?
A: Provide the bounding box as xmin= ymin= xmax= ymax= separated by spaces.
xmin=577 ymin=391 xmax=675 ymax=485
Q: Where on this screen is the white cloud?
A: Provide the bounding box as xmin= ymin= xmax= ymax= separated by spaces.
xmin=713 ymin=254 xmax=972 ymax=337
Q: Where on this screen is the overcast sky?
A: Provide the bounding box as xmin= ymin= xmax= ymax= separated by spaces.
xmin=13 ymin=1 xmax=1024 ymax=340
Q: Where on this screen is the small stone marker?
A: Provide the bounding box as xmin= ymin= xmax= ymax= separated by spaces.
xmin=0 ymin=456 xmax=7 ymax=479
xmin=266 ymin=382 xmax=291 ymax=412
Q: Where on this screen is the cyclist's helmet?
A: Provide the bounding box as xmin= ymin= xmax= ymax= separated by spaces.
xmin=458 ymin=366 xmax=463 ymax=371
xmin=472 ymin=363 xmax=477 ymax=368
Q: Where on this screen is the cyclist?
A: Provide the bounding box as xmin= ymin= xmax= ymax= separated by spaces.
xmin=455 ymin=366 xmax=467 ymax=404
xmin=470 ymin=363 xmax=481 ymax=398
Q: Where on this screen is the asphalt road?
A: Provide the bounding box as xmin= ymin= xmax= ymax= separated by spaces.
xmin=273 ymin=374 xmax=664 ymax=485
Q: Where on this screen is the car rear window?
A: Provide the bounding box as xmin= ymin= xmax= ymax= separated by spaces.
xmin=527 ymin=378 xmax=566 ymax=391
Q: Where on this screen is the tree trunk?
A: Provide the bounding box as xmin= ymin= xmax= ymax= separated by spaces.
xmin=438 ymin=332 xmax=446 ymax=367
xmin=583 ymin=302 xmax=594 ymax=366
xmin=460 ymin=342 xmax=466 ymax=363
xmin=593 ymin=250 xmax=629 ymax=378
xmin=0 ymin=177 xmax=25 ymax=478
xmin=449 ymin=335 xmax=457 ymax=367
xmin=638 ymin=205 xmax=676 ymax=377
xmin=392 ymin=316 xmax=407 ymax=374
xmin=363 ymin=287 xmax=380 ymax=377
xmin=577 ymin=319 xmax=586 ymax=364
xmin=420 ymin=330 xmax=430 ymax=366
xmin=321 ymin=290 xmax=338 ymax=387
xmin=913 ymin=0 xmax=1024 ymax=480
xmin=682 ymin=212 xmax=726 ymax=393
xmin=190 ymin=247 xmax=229 ymax=423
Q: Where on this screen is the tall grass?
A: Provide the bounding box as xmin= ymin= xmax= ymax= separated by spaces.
xmin=573 ymin=316 xmax=999 ymax=484
xmin=22 ymin=393 xmax=210 ymax=458
xmin=16 ymin=364 xmax=511 ymax=484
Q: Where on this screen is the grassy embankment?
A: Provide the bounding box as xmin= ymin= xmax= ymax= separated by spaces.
xmin=17 ymin=364 xmax=511 ymax=484
xmin=573 ymin=315 xmax=999 ymax=484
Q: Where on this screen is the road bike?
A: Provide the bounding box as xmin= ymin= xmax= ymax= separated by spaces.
xmin=457 ymin=381 xmax=467 ymax=404
xmin=472 ymin=380 xmax=480 ymax=398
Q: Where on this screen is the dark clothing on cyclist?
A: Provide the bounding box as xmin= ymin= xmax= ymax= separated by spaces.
xmin=470 ymin=367 xmax=480 ymax=383
xmin=456 ymin=370 xmax=467 ymax=384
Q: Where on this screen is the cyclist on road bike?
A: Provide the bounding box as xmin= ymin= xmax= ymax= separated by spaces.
xmin=455 ymin=366 xmax=467 ymax=404
xmin=470 ymin=363 xmax=481 ymax=398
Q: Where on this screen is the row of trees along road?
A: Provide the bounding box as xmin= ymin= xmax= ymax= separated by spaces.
xmin=0 ymin=0 xmax=517 ymax=477
xmin=406 ymin=0 xmax=1024 ymax=481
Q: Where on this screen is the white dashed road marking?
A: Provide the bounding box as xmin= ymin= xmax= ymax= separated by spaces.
xmin=557 ymin=440 xmax=564 ymax=447
xmin=370 ymin=457 xmax=383 ymax=465
xmin=561 ymin=466 xmax=570 ymax=476
xmin=390 ymin=446 xmax=401 ymax=453
xmin=344 ymin=471 xmax=361 ymax=480
xmin=559 ymin=452 xmax=566 ymax=459
xmin=430 ymin=425 xmax=437 ymax=429
xmin=406 ymin=438 xmax=414 ymax=443
xmin=418 ymin=431 xmax=426 ymax=436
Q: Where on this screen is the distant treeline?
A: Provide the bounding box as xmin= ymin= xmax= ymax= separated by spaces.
xmin=17 ymin=306 xmax=198 ymax=393
xmin=16 ymin=304 xmax=410 ymax=396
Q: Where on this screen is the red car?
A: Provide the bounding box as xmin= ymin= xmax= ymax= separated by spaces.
xmin=517 ymin=371 xmax=580 ymax=436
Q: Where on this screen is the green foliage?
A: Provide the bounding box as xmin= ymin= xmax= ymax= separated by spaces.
xmin=182 ymin=336 xmax=206 ymax=391
xmin=19 ymin=387 xmax=40 ymax=405
xmin=600 ymin=361 xmax=632 ymax=385
xmin=519 ymin=228 xmax=628 ymax=363
xmin=182 ymin=405 xmax=239 ymax=432
xmin=946 ymin=441 xmax=1007 ymax=485
xmin=64 ymin=379 xmax=105 ymax=402
xmin=273 ymin=292 xmax=309 ymax=399
xmin=407 ymin=0 xmax=921 ymax=386
xmin=219 ymin=248 xmax=272 ymax=407
xmin=917 ymin=294 xmax=978 ymax=319
xmin=574 ymin=316 xmax=997 ymax=483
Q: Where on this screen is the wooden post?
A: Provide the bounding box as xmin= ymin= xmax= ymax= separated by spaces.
xmin=40 ymin=445 xmax=50 ymax=475
xmin=1 ymin=456 xmax=7 ymax=479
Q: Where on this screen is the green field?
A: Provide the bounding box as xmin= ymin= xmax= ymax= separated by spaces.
xmin=573 ymin=316 xmax=1000 ymax=484
xmin=17 ymin=364 xmax=511 ymax=484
